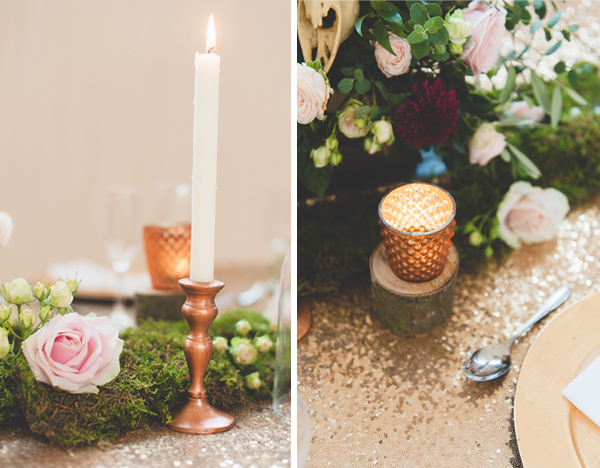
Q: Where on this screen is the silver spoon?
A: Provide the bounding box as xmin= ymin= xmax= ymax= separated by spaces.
xmin=464 ymin=285 xmax=572 ymax=382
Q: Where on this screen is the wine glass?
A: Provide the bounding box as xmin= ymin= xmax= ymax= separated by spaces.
xmin=273 ymin=249 xmax=291 ymax=421
xmin=105 ymin=185 xmax=140 ymax=330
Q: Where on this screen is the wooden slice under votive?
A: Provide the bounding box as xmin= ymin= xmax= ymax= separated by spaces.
xmin=370 ymin=242 xmax=459 ymax=336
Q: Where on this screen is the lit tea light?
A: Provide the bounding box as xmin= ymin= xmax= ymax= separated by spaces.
xmin=378 ymin=183 xmax=456 ymax=282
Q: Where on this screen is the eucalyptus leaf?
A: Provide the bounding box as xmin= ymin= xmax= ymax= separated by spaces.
xmin=545 ymin=40 xmax=562 ymax=56
xmin=411 ymin=40 xmax=430 ymax=59
xmin=338 ymin=78 xmax=355 ymax=94
xmin=546 ymin=10 xmax=563 ymax=28
xmin=354 ymin=68 xmax=365 ymax=81
xmin=530 ymin=19 xmax=542 ymax=34
xmin=561 ymin=30 xmax=571 ymax=41
xmin=544 ymin=28 xmax=552 ymax=41
xmin=497 ymin=116 xmax=535 ymax=127
xmin=534 ymin=0 xmax=547 ymax=18
xmin=424 ymin=3 xmax=442 ymax=18
xmin=569 ymin=24 xmax=580 ymax=32
xmin=564 ymin=86 xmax=588 ymax=106
xmin=408 ymin=31 xmax=427 ymax=44
xmin=428 ymin=26 xmax=449 ymax=45
xmin=354 ymin=106 xmax=372 ymax=119
xmin=554 ymin=61 xmax=566 ymax=74
xmin=370 ymin=0 xmax=386 ymax=11
xmin=530 ymin=70 xmax=550 ymax=114
xmin=354 ymin=79 xmax=371 ymax=94
xmin=410 ymin=3 xmax=429 ymax=25
xmin=430 ymin=52 xmax=449 ymax=62
xmin=507 ymin=143 xmax=541 ymax=179
xmin=499 ymin=66 xmax=516 ymax=104
xmin=550 ymin=86 xmax=562 ymax=129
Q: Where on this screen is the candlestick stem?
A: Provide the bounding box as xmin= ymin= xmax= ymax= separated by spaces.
xmin=167 ymin=278 xmax=235 ymax=434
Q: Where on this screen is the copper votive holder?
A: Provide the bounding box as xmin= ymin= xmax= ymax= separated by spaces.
xmin=143 ymin=224 xmax=191 ymax=290
xmin=378 ymin=183 xmax=456 ymax=282
xmin=167 ymin=278 xmax=235 ymax=434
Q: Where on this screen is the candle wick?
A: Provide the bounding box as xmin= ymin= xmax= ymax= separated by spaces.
xmin=208 ymin=47 xmax=215 ymax=54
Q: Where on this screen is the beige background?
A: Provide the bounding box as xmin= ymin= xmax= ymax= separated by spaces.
xmin=0 ymin=0 xmax=291 ymax=283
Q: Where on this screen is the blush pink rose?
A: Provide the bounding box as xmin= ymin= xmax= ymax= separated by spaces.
xmin=461 ymin=0 xmax=507 ymax=75
xmin=22 ymin=313 xmax=123 ymax=393
xmin=297 ymin=63 xmax=331 ymax=125
xmin=510 ymin=101 xmax=545 ymax=123
xmin=374 ymin=33 xmax=411 ymax=78
xmin=468 ymin=123 xmax=506 ymax=166
xmin=497 ymin=181 xmax=570 ymax=249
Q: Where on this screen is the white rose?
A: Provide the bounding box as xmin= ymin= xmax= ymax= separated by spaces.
xmin=446 ymin=11 xmax=472 ymax=45
xmin=338 ymin=103 xmax=369 ymax=139
xmin=0 ymin=329 xmax=9 ymax=359
xmin=497 ymin=181 xmax=570 ymax=249
xmin=310 ymin=145 xmax=331 ymax=168
xmin=510 ymin=101 xmax=545 ymax=123
xmin=364 ymin=136 xmax=382 ymax=155
xmin=2 ymin=278 xmax=33 ymax=305
xmin=47 ymin=280 xmax=74 ymax=309
xmin=374 ymin=33 xmax=411 ymax=78
xmin=468 ymin=123 xmax=506 ymax=166
xmin=371 ymin=120 xmax=394 ymax=145
xmin=297 ymin=63 xmax=331 ymax=125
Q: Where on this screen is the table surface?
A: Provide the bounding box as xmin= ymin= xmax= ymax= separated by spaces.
xmin=298 ymin=204 xmax=600 ymax=467
xmin=0 ymin=266 xmax=291 ymax=468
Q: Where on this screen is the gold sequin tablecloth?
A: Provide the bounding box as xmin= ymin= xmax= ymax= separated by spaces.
xmin=298 ymin=205 xmax=600 ymax=467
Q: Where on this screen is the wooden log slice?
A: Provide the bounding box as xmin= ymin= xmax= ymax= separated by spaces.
xmin=370 ymin=242 xmax=459 ymax=336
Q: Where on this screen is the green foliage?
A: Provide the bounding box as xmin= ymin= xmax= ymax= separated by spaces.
xmin=0 ymin=311 xmax=275 ymax=447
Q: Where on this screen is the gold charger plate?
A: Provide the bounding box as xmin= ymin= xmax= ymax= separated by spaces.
xmin=515 ymin=293 xmax=600 ymax=467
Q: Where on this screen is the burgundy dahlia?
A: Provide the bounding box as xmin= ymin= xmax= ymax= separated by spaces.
xmin=395 ymin=77 xmax=460 ymax=149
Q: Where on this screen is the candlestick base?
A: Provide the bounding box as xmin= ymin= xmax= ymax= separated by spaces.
xmin=167 ymin=397 xmax=235 ymax=434
xmin=167 ymin=278 xmax=235 ymax=435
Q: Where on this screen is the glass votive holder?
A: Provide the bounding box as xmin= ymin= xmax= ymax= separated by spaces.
xmin=378 ymin=182 xmax=456 ymax=282
xmin=143 ymin=224 xmax=191 ymax=290
xmin=273 ymin=249 xmax=291 ymax=422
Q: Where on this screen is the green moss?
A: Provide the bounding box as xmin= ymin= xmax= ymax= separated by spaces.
xmin=0 ymin=310 xmax=275 ymax=447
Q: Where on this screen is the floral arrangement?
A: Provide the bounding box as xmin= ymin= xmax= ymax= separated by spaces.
xmin=0 ymin=273 xmax=275 ymax=447
xmin=297 ymin=0 xmax=585 ymax=257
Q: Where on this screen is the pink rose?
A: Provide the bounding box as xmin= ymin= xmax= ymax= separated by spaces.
xmin=374 ymin=33 xmax=411 ymax=78
xmin=468 ymin=123 xmax=506 ymax=165
xmin=22 ymin=313 xmax=123 ymax=393
xmin=461 ymin=0 xmax=507 ymax=75
xmin=510 ymin=101 xmax=545 ymax=123
xmin=297 ymin=63 xmax=331 ymax=125
xmin=497 ymin=181 xmax=570 ymax=249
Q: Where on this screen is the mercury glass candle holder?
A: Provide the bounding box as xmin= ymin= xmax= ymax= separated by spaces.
xmin=143 ymin=224 xmax=191 ymax=290
xmin=378 ymin=183 xmax=456 ymax=282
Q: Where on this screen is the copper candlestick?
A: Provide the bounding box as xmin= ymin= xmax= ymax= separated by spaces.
xmin=167 ymin=278 xmax=235 ymax=434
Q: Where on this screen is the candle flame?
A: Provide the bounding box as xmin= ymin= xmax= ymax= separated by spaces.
xmin=206 ymin=14 xmax=216 ymax=54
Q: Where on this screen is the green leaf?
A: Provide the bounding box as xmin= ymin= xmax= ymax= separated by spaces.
xmin=354 ymin=68 xmax=364 ymax=81
xmin=499 ymin=66 xmax=517 ymax=104
xmin=500 ymin=148 xmax=511 ymax=162
xmin=408 ymin=31 xmax=427 ymax=44
xmin=545 ymin=40 xmax=562 ymax=55
xmin=354 ymin=79 xmax=371 ymax=94
xmin=561 ymin=29 xmax=571 ymax=41
xmin=544 ymin=28 xmax=552 ymax=41
xmin=410 ymin=3 xmax=428 ymax=25
xmin=431 ymin=52 xmax=449 ymax=62
xmin=550 ymin=86 xmax=562 ymax=129
xmin=381 ymin=11 xmax=404 ymax=28
xmin=341 ymin=67 xmax=354 ymax=77
xmin=338 ymin=78 xmax=354 ymax=94
xmin=371 ymin=0 xmax=386 ymax=11
xmin=411 ymin=40 xmax=430 ymax=59
xmin=484 ymin=245 xmax=494 ymax=258
xmin=374 ymin=81 xmax=390 ymax=101
xmin=546 ymin=10 xmax=563 ymax=28
xmin=371 ymin=106 xmax=383 ymax=121
xmin=564 ymin=86 xmax=588 ymax=106
xmin=534 ymin=0 xmax=547 ymax=18
xmin=530 ymin=19 xmax=542 ymax=34
xmin=424 ymin=3 xmax=442 ymax=18
xmin=507 ymin=143 xmax=542 ymax=179
xmin=430 ymin=16 xmax=444 ymax=29
xmin=373 ymin=20 xmax=394 ymax=55
xmin=569 ymin=24 xmax=580 ymax=33
xmin=568 ymin=68 xmax=578 ymax=87
xmin=354 ymin=106 xmax=371 ymax=118
xmin=428 ymin=26 xmax=449 ymax=45
xmin=355 ymin=13 xmax=371 ymax=37
xmin=414 ymin=24 xmax=425 ymax=34
xmin=497 ymin=116 xmax=536 ymax=126
xmin=530 ymin=70 xmax=551 ymax=114
xmin=298 ymin=142 xmax=332 ymax=197
xmin=554 ymin=61 xmax=566 ymax=74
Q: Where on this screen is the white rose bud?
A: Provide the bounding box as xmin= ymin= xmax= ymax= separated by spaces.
xmin=446 ymin=10 xmax=472 ymax=45
xmin=364 ymin=136 xmax=382 ymax=155
xmin=229 ymin=338 xmax=258 ymax=365
xmin=449 ymin=42 xmax=464 ymax=55
xmin=330 ymin=150 xmax=342 ymax=167
xmin=244 ymin=371 xmax=262 ymax=390
xmin=310 ymin=145 xmax=331 ymax=168
xmin=469 ymin=231 xmax=484 ymax=247
xmin=39 ymin=305 xmax=52 ymax=322
xmin=66 ymin=278 xmax=80 ymax=295
xmin=0 ymin=305 xmax=11 ymax=322
xmin=371 ymin=120 xmax=394 ymax=145
xmin=0 ymin=328 xmax=9 ymax=359
xmin=255 ymin=335 xmax=274 ymax=354
xmin=213 ymin=336 xmax=228 ymax=353
xmin=326 ymin=134 xmax=339 ymax=151
xmin=338 ymin=102 xmax=369 ymax=139
xmin=47 ymin=280 xmax=74 ymax=309
xmin=235 ymin=319 xmax=252 ymax=336
xmin=2 ymin=278 xmax=34 ymax=305
xmin=0 ymin=212 xmax=14 ymax=248
xmin=21 ymin=309 xmax=35 ymax=329
xmin=34 ymin=282 xmax=49 ymax=301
